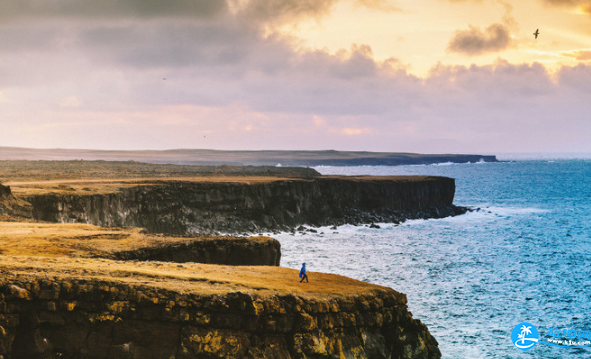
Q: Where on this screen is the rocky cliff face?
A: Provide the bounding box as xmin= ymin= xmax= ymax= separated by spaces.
xmin=0 ymin=274 xmax=440 ymax=359
xmin=0 ymin=184 xmax=32 ymax=220
xmin=0 ymin=184 xmax=10 ymax=198
xmin=1 ymin=175 xmax=451 ymax=358
xmin=24 ymin=176 xmax=463 ymax=234
xmin=111 ymin=236 xmax=281 ymax=266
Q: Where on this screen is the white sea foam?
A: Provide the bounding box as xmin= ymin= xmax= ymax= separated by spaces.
xmin=278 ymin=160 xmax=591 ymax=359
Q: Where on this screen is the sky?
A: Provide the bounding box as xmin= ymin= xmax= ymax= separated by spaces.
xmin=1 ymin=0 xmax=591 ymax=154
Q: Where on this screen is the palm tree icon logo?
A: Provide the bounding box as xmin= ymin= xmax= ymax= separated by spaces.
xmin=512 ymin=322 xmax=539 ymax=351
xmin=518 ymin=325 xmax=532 ymax=344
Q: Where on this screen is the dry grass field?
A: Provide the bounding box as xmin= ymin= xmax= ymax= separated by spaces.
xmin=0 ymin=159 xmax=317 ymax=196
xmin=5 ymin=176 xmax=297 ymax=196
xmin=0 ymin=160 xmax=318 ymax=182
xmin=0 ymin=160 xmax=398 ymax=300
xmin=0 ymin=221 xmax=386 ymax=299
xmin=0 ymin=222 xmax=270 ymax=258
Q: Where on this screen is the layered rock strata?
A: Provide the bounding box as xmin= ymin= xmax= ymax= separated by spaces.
xmin=0 ymin=172 xmax=452 ymax=358
xmin=0 ymin=263 xmax=440 ymax=359
xmin=22 ymin=176 xmax=463 ymax=234
xmin=111 ymin=236 xmax=281 ymax=266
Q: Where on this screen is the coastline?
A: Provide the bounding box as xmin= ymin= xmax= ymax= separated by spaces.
xmin=0 ymin=159 xmax=466 ymax=358
xmin=0 ymin=147 xmax=497 ymax=167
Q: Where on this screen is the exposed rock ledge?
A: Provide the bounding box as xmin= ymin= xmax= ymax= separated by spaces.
xmin=12 ymin=176 xmax=464 ymax=235
xmin=0 ymin=173 xmax=449 ymax=358
xmin=0 ymin=222 xmax=441 ymax=359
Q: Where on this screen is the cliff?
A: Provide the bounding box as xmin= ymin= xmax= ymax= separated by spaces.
xmin=18 ymin=176 xmax=463 ymax=234
xmin=0 ymin=260 xmax=440 ymax=359
xmin=0 ymin=169 xmax=453 ymax=358
xmin=0 ymin=224 xmax=441 ymax=359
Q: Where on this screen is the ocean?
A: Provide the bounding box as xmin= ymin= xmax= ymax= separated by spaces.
xmin=274 ymin=155 xmax=591 ymax=358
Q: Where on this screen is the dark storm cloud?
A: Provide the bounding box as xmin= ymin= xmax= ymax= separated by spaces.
xmin=447 ymin=23 xmax=512 ymax=55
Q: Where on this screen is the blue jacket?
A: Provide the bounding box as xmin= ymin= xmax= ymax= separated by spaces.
xmin=299 ymin=263 xmax=306 ymax=278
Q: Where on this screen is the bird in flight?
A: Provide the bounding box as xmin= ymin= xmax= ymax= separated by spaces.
xmin=533 ymin=29 xmax=539 ymax=39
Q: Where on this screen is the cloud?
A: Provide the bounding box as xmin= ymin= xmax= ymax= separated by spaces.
xmin=498 ymin=0 xmax=518 ymax=31
xmin=79 ymin=22 xmax=260 ymax=69
xmin=355 ymin=0 xmax=402 ymax=12
xmin=2 ymin=55 xmax=591 ymax=153
xmin=235 ymin=0 xmax=340 ymax=24
xmin=0 ymin=0 xmax=590 ymax=153
xmin=559 ymin=49 xmax=591 ymax=61
xmin=0 ymin=0 xmax=227 ymax=20
xmin=232 ymin=0 xmax=400 ymax=27
xmin=540 ymin=0 xmax=591 ymax=15
xmin=541 ymin=0 xmax=581 ymax=5
xmin=447 ymin=23 xmax=512 ymax=55
xmin=557 ymin=63 xmax=591 ymax=92
xmin=573 ymin=50 xmax=591 ymax=60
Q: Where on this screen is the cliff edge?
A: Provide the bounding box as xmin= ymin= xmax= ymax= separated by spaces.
xmin=0 ymin=164 xmax=450 ymax=358
xmin=9 ymin=175 xmax=464 ymax=234
xmin=0 ymin=222 xmax=441 ymax=359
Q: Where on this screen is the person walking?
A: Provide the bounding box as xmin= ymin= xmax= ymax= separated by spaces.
xmin=299 ymin=263 xmax=309 ymax=283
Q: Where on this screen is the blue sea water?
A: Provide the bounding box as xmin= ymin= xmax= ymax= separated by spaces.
xmin=274 ymin=156 xmax=591 ymax=358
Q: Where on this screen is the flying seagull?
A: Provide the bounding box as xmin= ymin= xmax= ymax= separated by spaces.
xmin=533 ymin=29 xmax=539 ymax=39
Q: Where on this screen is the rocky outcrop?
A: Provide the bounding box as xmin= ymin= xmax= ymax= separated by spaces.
xmin=24 ymin=176 xmax=464 ymax=234
xmin=0 ymin=184 xmax=10 ymax=198
xmin=0 ymin=184 xmax=32 ymax=220
xmin=111 ymin=236 xmax=281 ymax=266
xmin=0 ymin=273 xmax=440 ymax=359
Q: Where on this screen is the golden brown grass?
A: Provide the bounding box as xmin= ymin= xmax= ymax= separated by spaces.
xmin=0 ymin=256 xmax=385 ymax=299
xmin=1 ymin=159 xmax=433 ymax=197
xmin=5 ymin=176 xmax=298 ymax=196
xmin=6 ymin=175 xmax=435 ymax=197
xmin=0 ymin=222 xmax=271 ymax=257
xmin=0 ymin=222 xmax=388 ymax=299
xmin=0 ymin=160 xmax=412 ymax=298
xmin=0 ymin=160 xmax=318 ymax=183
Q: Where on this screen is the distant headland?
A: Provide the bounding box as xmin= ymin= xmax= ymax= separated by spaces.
xmin=0 ymin=146 xmax=497 ymax=167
